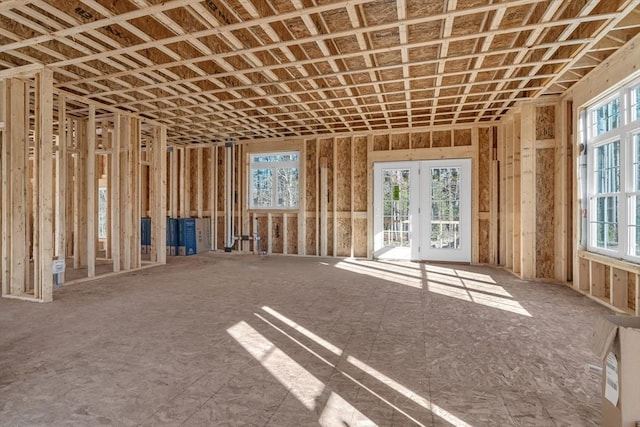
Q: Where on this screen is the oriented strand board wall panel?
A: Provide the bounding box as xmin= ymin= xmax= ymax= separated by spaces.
xmin=352 ymin=137 xmax=368 ymax=212
xmin=336 ymin=218 xmax=352 ymax=257
xmin=287 ymin=215 xmax=298 ymax=255
xmin=498 ymin=99 xmax=576 ymax=281
xmin=353 ymin=218 xmax=368 ymax=257
xmin=479 ymin=219 xmax=490 ymax=264
xmin=202 ymin=124 xmax=493 ymax=262
xmin=454 ymin=129 xmax=472 ymax=146
xmin=536 ymin=148 xmax=555 ymax=278
xmin=336 ymin=138 xmax=351 ymax=212
xmin=477 ymin=127 xmax=492 ymax=263
xmin=216 ymin=217 xmax=225 ymax=250
xmin=306 ymin=217 xmax=316 ymax=255
xmin=432 ymin=130 xmax=451 ymax=147
xmin=411 ymin=131 xmax=429 ymax=148
xmin=202 ymin=149 xmax=211 ymax=214
xmin=305 ymin=140 xmax=316 ymax=212
xmin=373 ymin=135 xmax=389 ymax=151
xmin=272 ymin=216 xmax=283 ymax=254
xmin=216 ymin=146 xmax=225 ymax=214
xmin=478 ymin=128 xmax=491 ymax=213
xmin=257 ymin=216 xmax=268 ymax=253
xmin=189 ymin=149 xmax=198 ymax=213
xmin=320 ymin=139 xmax=334 ymax=212
xmin=391 ymin=133 xmax=410 ymax=150
xmin=536 ymin=106 xmax=555 ymax=140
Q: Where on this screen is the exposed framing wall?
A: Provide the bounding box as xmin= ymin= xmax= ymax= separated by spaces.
xmin=0 ymin=69 xmax=54 ymax=302
xmin=562 ymin=31 xmax=640 ymax=315
xmin=497 ymin=98 xmax=572 ymax=283
xmin=182 ymin=125 xmax=496 ymax=262
xmin=0 ymin=68 xmax=167 ymax=303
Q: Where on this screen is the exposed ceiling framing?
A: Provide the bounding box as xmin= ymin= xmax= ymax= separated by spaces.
xmin=1 ymin=0 xmax=639 ymax=144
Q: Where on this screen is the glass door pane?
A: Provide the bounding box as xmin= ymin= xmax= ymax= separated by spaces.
xmin=421 ymin=159 xmax=471 ymax=262
xmin=373 ymin=159 xmax=469 ymax=262
xmin=373 ymin=162 xmax=416 ymax=260
xmin=430 ymin=167 xmax=461 ymax=249
xmin=382 ymin=168 xmax=411 ymax=248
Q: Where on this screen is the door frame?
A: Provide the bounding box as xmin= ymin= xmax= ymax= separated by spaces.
xmin=372 ymin=158 xmax=473 ymax=262
xmin=420 ymin=158 xmax=472 ymax=262
xmin=372 ymin=161 xmax=419 ymax=259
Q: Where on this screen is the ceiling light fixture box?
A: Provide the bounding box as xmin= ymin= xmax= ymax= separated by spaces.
xmin=591 ymin=315 xmax=640 ymax=427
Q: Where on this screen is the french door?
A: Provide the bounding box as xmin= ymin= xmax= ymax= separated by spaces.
xmin=373 ymin=159 xmax=471 ymax=262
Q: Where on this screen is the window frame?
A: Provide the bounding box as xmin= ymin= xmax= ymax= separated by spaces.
xmin=631 ymin=84 xmax=640 ymax=122
xmin=584 ymin=75 xmax=640 ymax=262
xmin=588 ymin=93 xmax=621 ymax=139
xmin=249 ymin=151 xmax=300 ymax=210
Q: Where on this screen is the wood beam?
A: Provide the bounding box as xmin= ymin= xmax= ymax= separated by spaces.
xmin=86 ymin=105 xmax=96 ymax=278
xmin=111 ymin=115 xmax=121 ymax=272
xmin=2 ymin=78 xmax=29 ymax=296
xmin=150 ymin=125 xmax=167 ymax=264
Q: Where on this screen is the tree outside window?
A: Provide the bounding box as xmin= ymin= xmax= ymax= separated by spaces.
xmin=583 ymin=76 xmax=640 ymax=261
xmin=250 ymin=152 xmax=299 ymax=209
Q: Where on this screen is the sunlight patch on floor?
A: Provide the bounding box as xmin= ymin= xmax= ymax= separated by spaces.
xmin=241 ymin=306 xmax=477 ymax=427
xmin=425 ymin=281 xmax=530 ymax=317
xmin=227 ymin=321 xmax=325 ymax=411
xmin=334 ymin=259 xmax=530 ymax=317
xmin=335 ymin=260 xmax=423 ymax=289
xmin=347 ymin=355 xmax=473 ymax=427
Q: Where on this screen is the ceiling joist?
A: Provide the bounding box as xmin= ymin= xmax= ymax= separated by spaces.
xmin=0 ymin=0 xmax=638 ymax=143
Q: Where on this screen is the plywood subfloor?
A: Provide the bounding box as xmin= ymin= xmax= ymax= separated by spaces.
xmin=0 ymin=254 xmax=609 ymax=426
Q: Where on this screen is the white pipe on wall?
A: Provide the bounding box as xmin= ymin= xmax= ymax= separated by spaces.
xmin=225 ymin=141 xmax=234 ymax=251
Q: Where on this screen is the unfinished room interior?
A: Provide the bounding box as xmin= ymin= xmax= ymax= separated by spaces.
xmin=1 ymin=0 xmax=640 ymax=425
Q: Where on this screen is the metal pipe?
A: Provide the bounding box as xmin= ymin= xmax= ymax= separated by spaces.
xmin=224 ymin=141 xmax=234 ymax=251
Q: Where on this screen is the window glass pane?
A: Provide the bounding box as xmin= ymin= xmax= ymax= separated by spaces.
xmin=250 ymin=151 xmax=300 ymax=209
xmin=593 ymin=196 xmax=618 ymax=250
xmin=431 ymin=223 xmax=460 ymax=249
xmin=382 ymin=169 xmax=410 ymax=248
xmin=585 ymin=77 xmax=640 ymax=259
xmin=251 ymin=168 xmax=273 ymax=207
xmin=252 ymin=153 xmax=299 ymax=163
xmin=591 ymin=97 xmax=620 ymax=136
xmin=430 ymin=167 xmax=461 ymax=249
xmin=594 ymin=141 xmax=620 ymax=193
xmin=98 ymin=188 xmax=107 ymax=239
xmin=632 ymin=86 xmax=640 ymax=122
xmin=276 ymin=167 xmax=299 ymax=208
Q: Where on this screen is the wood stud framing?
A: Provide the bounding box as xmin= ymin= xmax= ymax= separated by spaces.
xmin=568 ymin=33 xmax=640 ymax=316
xmin=0 ymin=68 xmax=169 ymax=302
xmin=2 ymin=77 xmax=31 ymax=299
